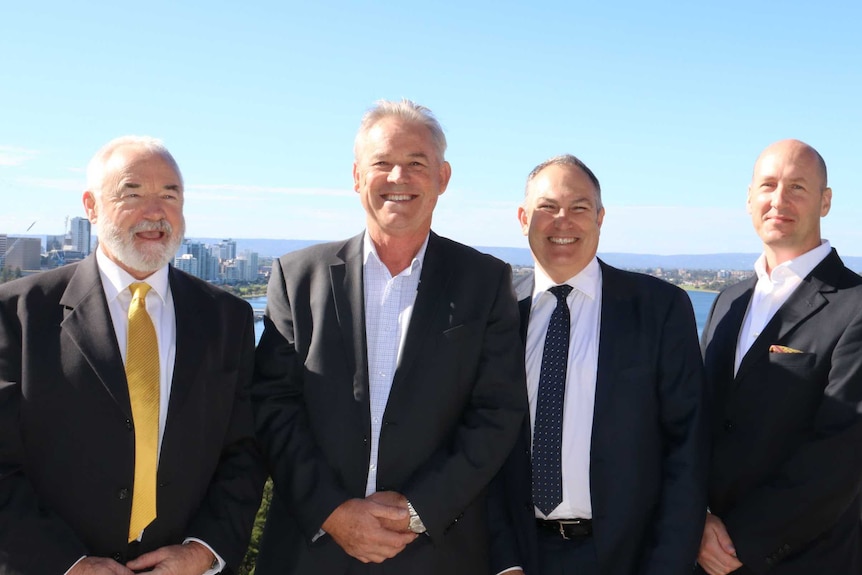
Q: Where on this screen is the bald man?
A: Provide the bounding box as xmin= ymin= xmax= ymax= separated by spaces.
xmin=697 ymin=140 xmax=862 ymax=574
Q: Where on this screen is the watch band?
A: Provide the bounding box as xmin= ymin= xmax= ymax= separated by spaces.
xmin=406 ymin=500 xmax=426 ymax=534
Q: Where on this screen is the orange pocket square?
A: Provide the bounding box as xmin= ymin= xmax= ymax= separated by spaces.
xmin=769 ymin=344 xmax=804 ymax=354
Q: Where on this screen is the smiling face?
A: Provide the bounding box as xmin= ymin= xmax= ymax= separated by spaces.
xmin=353 ymin=116 xmax=451 ymax=245
xmin=747 ymin=139 xmax=831 ymax=270
xmin=519 ymin=163 xmax=604 ymax=283
xmin=83 ymin=145 xmax=185 ymax=279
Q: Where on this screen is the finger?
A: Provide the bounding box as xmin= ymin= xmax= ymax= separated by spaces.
xmin=126 ymin=548 xmax=166 ymax=571
xmin=368 ymin=501 xmax=409 ymax=521
xmin=716 ymin=529 xmax=736 ymax=556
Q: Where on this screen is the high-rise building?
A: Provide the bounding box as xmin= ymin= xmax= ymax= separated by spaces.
xmin=216 ymin=239 xmax=237 ymax=261
xmin=238 ymin=250 xmax=260 ymax=281
xmin=4 ymin=237 xmax=42 ymax=271
xmin=0 ymin=234 xmax=7 ymax=269
xmin=69 ymin=217 xmax=92 ymax=255
xmin=179 ymin=240 xmax=218 ymax=281
xmin=174 ymin=253 xmax=199 ymax=277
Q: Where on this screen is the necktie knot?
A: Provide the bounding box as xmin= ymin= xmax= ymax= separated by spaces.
xmin=549 ymin=284 xmax=573 ymax=302
xmin=130 ymin=282 xmax=151 ymax=301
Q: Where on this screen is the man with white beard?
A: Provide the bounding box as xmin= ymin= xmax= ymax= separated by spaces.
xmin=0 ymin=136 xmax=264 ymax=575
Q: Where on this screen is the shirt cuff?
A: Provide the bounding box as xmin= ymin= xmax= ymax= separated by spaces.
xmin=496 ymin=567 xmax=524 ymax=575
xmin=64 ymin=556 xmax=87 ymax=575
xmin=184 ymin=537 xmax=225 ymax=574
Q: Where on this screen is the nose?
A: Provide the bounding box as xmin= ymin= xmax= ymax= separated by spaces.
xmin=770 ymin=185 xmax=788 ymax=209
xmin=553 ymin=208 xmax=574 ymax=227
xmin=141 ymin=196 xmax=168 ymax=219
xmin=387 ymin=164 xmax=408 ymax=184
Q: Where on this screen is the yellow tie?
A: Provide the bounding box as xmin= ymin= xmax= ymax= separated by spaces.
xmin=126 ymin=282 xmax=159 ymax=542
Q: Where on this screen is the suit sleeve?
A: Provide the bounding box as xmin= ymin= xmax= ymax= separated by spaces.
xmin=487 ymin=418 xmax=530 ymax=574
xmin=402 ymin=264 xmax=527 ymax=539
xmin=184 ymin=300 xmax=267 ymax=570
xmin=250 ymin=258 xmax=351 ymax=539
xmin=722 ymin=308 xmax=862 ymax=573
xmin=639 ymin=287 xmax=709 ymax=575
xmin=0 ymin=294 xmax=88 ymax=574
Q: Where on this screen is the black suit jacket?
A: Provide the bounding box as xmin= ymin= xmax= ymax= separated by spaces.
xmin=489 ymin=261 xmax=708 ymax=575
xmin=251 ymin=231 xmax=527 ymax=575
xmin=699 ymin=249 xmax=862 ymax=574
xmin=0 ymin=255 xmax=265 ymax=574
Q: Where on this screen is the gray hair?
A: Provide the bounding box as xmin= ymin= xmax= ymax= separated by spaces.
xmin=354 ymin=99 xmax=447 ymax=161
xmin=86 ymin=135 xmax=182 ymax=195
xmin=525 ymin=154 xmax=603 ymax=211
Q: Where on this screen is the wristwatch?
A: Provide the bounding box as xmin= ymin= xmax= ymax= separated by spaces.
xmin=405 ymin=500 xmax=426 ymax=534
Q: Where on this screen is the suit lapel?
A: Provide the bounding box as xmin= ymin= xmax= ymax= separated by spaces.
xmin=514 ymin=269 xmax=534 ymax=345
xmin=705 ymin=279 xmax=755 ymax=385
xmin=593 ymin=263 xmax=628 ymax=430
xmin=60 ymin=255 xmax=130 ymax=415
xmin=394 ymin=232 xmax=452 ymax=381
xmin=330 ymin=234 xmax=369 ymax=404
xmin=735 ymin=252 xmax=838 ymax=381
xmin=166 ymin=267 xmax=210 ymax=415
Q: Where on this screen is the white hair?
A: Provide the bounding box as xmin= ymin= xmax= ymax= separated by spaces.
xmin=85 ymin=135 xmax=182 ymax=195
xmin=354 ymin=99 xmax=447 ymax=162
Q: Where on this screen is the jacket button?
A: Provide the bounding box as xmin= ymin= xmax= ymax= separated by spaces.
xmin=113 ymin=553 xmax=122 ymax=561
xmin=125 ymin=419 xmax=133 ymax=431
xmin=723 ymin=420 xmax=734 ymax=432
xmin=118 ymin=488 xmax=130 ymax=500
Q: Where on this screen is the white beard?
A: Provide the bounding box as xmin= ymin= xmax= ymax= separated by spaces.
xmin=99 ymin=217 xmax=185 ymax=275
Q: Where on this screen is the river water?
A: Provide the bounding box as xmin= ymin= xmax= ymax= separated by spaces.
xmin=248 ymin=290 xmax=718 ymax=344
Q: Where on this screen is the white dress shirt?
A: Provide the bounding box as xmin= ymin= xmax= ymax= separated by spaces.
xmin=362 ymin=231 xmax=427 ymax=496
xmin=735 ymin=241 xmax=831 ymax=374
xmin=526 ymin=258 xmax=602 ymax=519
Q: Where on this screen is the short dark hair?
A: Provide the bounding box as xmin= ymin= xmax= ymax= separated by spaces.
xmin=525 ymin=154 xmax=602 ymax=210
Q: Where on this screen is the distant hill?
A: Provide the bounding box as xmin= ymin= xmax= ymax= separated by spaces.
xmin=195 ymin=238 xmax=862 ymax=273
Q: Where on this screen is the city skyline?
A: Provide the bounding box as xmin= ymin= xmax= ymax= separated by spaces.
xmin=2 ymin=1 xmax=860 ymax=255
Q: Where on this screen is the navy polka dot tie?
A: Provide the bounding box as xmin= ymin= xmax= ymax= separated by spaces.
xmin=532 ymin=284 xmax=573 ymax=516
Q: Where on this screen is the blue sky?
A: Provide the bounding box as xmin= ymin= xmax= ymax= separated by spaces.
xmin=2 ymin=0 xmax=860 ymax=254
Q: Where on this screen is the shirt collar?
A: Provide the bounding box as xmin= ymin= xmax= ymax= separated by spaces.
xmin=96 ymin=247 xmax=170 ymax=304
xmin=362 ymin=230 xmax=429 ymax=277
xmin=532 ymin=256 xmax=601 ymax=303
xmin=753 ymin=240 xmax=832 ymax=284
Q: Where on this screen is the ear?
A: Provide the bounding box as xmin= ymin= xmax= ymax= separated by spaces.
xmin=596 ymin=206 xmax=605 ymax=229
xmin=82 ymin=191 xmax=98 ymax=223
xmin=352 ymin=162 xmax=361 ymax=193
xmin=518 ymin=205 xmax=529 ymax=236
xmin=821 ymin=187 xmax=832 ymax=217
xmin=437 ymin=161 xmax=452 ymax=195
xmin=746 ymin=185 xmax=753 ymax=214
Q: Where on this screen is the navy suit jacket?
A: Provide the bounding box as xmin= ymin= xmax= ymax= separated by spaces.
xmin=489 ymin=260 xmax=708 ymax=575
xmin=0 ymin=255 xmax=264 ymax=574
xmin=252 ymin=232 xmax=526 ymax=575
xmin=699 ymin=249 xmax=862 ymax=574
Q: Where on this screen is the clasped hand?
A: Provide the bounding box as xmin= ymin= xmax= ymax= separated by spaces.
xmin=321 ymin=491 xmax=418 ymax=563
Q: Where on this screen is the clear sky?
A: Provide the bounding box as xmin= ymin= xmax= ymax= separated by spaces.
xmin=2 ymin=0 xmax=860 ymax=254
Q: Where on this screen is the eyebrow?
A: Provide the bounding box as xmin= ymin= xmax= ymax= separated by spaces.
xmin=120 ymin=182 xmax=182 ymax=191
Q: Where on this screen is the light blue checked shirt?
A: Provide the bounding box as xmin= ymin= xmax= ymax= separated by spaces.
xmin=362 ymin=231 xmax=428 ymax=496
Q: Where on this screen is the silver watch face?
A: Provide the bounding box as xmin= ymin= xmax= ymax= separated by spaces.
xmin=409 ymin=515 xmax=426 ymax=533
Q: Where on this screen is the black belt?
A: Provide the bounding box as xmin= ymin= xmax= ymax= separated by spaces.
xmin=536 ymin=518 xmax=593 ymax=540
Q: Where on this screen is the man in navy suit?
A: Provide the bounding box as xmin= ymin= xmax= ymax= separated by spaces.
xmin=490 ymin=154 xmax=708 ymax=575
xmin=697 ymin=140 xmax=862 ymax=574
